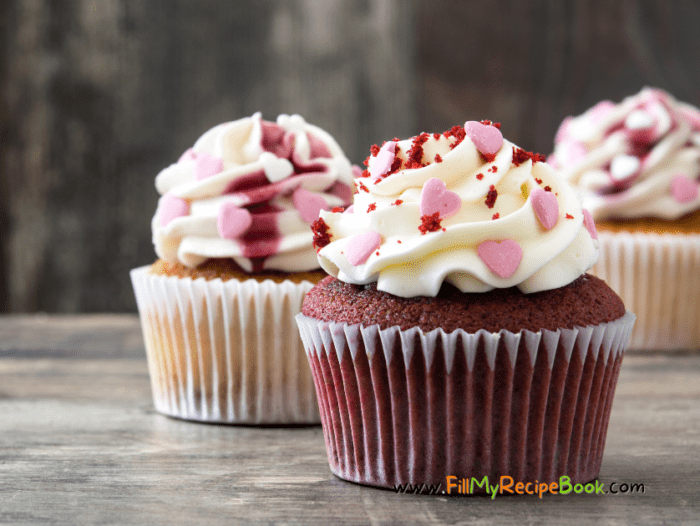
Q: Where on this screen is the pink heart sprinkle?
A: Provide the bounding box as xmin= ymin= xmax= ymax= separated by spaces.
xmin=178 ymin=148 xmax=197 ymax=163
xmin=464 ymin=121 xmax=503 ymax=156
xmin=477 ymin=239 xmax=523 ymax=279
xmin=582 ymin=209 xmax=597 ymax=240
xmin=670 ymin=175 xmax=699 ymax=204
xmin=369 ymin=141 xmax=396 ymax=180
xmin=217 ymin=203 xmax=252 ymax=240
xmin=419 ymin=178 xmax=461 ymax=219
xmin=160 ymin=193 xmax=190 ymax=227
xmin=293 ymin=187 xmax=328 ymax=223
xmin=194 ymin=152 xmax=224 ymax=181
xmin=346 ymin=231 xmax=382 ymax=266
xmin=530 ymin=188 xmax=559 ymax=230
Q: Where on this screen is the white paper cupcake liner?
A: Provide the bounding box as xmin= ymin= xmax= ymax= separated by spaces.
xmin=591 ymin=232 xmax=700 ymax=351
xmin=296 ymin=311 xmax=635 ymax=489
xmin=130 ymin=266 xmax=320 ymax=424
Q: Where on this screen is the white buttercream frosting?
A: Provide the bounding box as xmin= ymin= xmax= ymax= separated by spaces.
xmin=316 ymin=123 xmax=599 ymax=297
xmin=151 ymin=113 xmax=354 ymax=272
xmin=551 ymin=87 xmax=700 ymax=220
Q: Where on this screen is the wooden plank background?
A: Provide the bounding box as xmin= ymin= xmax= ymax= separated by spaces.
xmin=1 ymin=0 xmax=699 ymax=313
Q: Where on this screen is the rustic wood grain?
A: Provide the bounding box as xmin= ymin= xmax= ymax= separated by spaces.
xmin=0 ymin=315 xmax=698 ymax=524
xmin=0 ymin=0 xmax=416 ymax=313
xmin=416 ymin=0 xmax=700 ymax=154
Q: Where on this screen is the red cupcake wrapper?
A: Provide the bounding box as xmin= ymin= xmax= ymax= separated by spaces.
xmin=296 ymin=312 xmax=635 ymax=490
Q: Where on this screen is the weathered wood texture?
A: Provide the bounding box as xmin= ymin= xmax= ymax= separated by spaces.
xmin=3 ymin=1 xmax=700 ymax=313
xmin=0 ymin=315 xmax=699 ymax=525
xmin=0 ymin=0 xmax=416 ymax=313
xmin=416 ymin=0 xmax=700 ymax=153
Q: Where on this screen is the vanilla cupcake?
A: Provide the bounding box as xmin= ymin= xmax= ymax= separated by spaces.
xmin=552 ymin=88 xmax=700 ymax=350
xmin=131 ymin=113 xmax=355 ymax=423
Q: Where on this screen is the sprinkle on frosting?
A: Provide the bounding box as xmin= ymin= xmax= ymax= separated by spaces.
xmin=530 ymin=188 xmax=559 ymax=230
xmin=512 ymin=147 xmax=546 ymax=167
xmin=312 ymin=217 xmax=332 ymax=251
xmin=420 ymin=178 xmax=461 ymax=219
xmin=419 ymin=212 xmax=442 ymax=235
xmin=485 ymin=185 xmax=498 ymax=208
xmin=346 ymin=231 xmax=381 ymax=266
xmin=477 ymin=239 xmax=523 ymax=279
xmin=160 ymin=193 xmax=190 ymax=228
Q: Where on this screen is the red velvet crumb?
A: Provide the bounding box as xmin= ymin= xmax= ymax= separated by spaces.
xmin=361 ymin=169 xmax=370 ymax=178
xmin=492 ymin=213 xmax=500 ymax=220
xmin=485 ymin=185 xmax=498 ymax=208
xmin=488 ymin=166 xmax=498 ymax=173
xmin=397 ymin=240 xmax=402 ymax=243
xmin=391 ymin=199 xmax=403 ymax=206
xmin=363 ymin=156 xmax=371 ymax=167
xmin=383 ymin=144 xmax=403 ymax=178
xmin=544 ymin=186 xmax=552 ymax=192
xmin=367 ymin=203 xmax=377 ymax=212
xmin=419 ymin=212 xmax=442 ymax=235
xmin=434 ymin=154 xmax=443 ymax=163
xmin=476 ymin=173 xmax=484 ymax=180
xmin=405 ymin=132 xmax=430 ymax=170
xmin=370 ymin=144 xmax=380 ymax=156
xmin=443 ymin=125 xmax=467 ymax=150
xmin=331 ymin=207 xmax=344 ymax=213
xmin=433 ymin=133 xmax=441 ymax=140
xmin=311 ymin=218 xmax=332 ymax=251
xmin=480 ymin=152 xmax=497 ymax=163
xmin=535 ymin=178 xmax=543 ymax=185
xmin=376 ymin=251 xmax=380 ymax=256
xmin=357 ymin=181 xmax=369 ymax=192
xmin=566 ymin=213 xmax=574 ymax=219
xmin=512 ymin=147 xmax=547 ymax=167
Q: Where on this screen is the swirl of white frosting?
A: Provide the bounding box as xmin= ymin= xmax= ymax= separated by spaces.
xmin=316 ymin=122 xmax=599 ymax=298
xmin=551 ymin=87 xmax=700 ymax=220
xmin=152 ymin=113 xmax=355 ymax=272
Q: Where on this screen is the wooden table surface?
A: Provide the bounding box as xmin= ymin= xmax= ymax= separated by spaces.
xmin=0 ymin=315 xmax=698 ymax=525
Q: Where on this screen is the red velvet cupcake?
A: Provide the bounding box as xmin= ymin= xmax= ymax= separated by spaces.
xmin=296 ymin=122 xmax=635 ymax=490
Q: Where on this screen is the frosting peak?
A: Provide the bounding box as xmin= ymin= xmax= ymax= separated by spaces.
xmin=551 ymin=87 xmax=700 ymax=220
xmin=152 ymin=113 xmax=355 ymax=272
xmin=315 ymin=121 xmax=599 ymax=298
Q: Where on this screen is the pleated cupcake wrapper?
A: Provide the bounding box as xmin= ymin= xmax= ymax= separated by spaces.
xmin=296 ymin=312 xmax=635 ymax=490
xmin=591 ymin=232 xmax=700 ymax=351
xmin=130 ymin=266 xmax=320 ymax=424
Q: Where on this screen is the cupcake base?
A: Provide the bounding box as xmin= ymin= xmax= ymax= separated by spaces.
xmin=296 ymin=312 xmax=635 ymax=490
xmin=131 ymin=266 xmax=321 ymax=424
xmin=591 ymin=231 xmax=700 ymax=351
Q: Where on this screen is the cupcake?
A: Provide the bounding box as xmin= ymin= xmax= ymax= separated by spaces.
xmin=551 ymin=88 xmax=700 ymax=350
xmin=131 ymin=112 xmax=356 ymax=424
xmin=296 ymin=122 xmax=635 ymax=490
